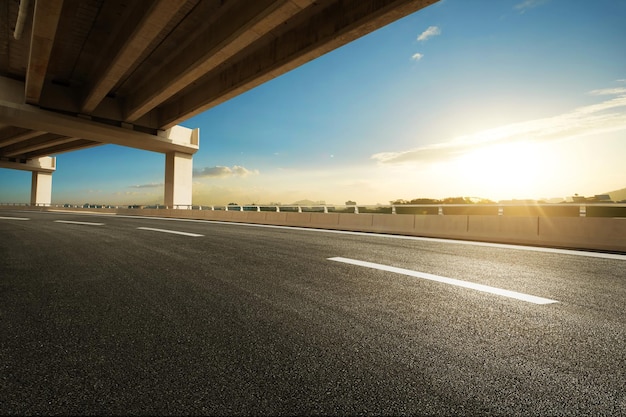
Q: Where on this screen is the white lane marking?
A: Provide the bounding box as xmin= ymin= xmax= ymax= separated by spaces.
xmin=328 ymin=257 xmax=559 ymax=305
xmin=137 ymin=227 xmax=203 ymax=237
xmin=48 ymin=209 xmax=116 ymax=216
xmin=111 ymin=215 xmax=625 ymax=261
xmin=18 ymin=210 xmax=624 ymax=261
xmin=54 ymin=220 xmax=105 ymax=226
xmin=0 ymin=216 xmax=30 ymax=220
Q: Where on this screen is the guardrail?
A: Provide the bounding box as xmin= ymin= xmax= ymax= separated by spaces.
xmin=2 ymin=202 xmax=626 ymax=218
xmin=2 ymin=202 xmax=624 ymax=252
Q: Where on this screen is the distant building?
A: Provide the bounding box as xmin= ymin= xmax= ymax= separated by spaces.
xmin=498 ymin=199 xmax=538 ymax=205
xmin=571 ymin=194 xmax=613 ymax=203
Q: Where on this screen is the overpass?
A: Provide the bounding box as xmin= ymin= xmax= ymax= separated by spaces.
xmin=0 ymin=0 xmax=438 ymax=207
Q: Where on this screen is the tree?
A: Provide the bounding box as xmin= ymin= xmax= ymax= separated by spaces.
xmin=442 ymin=197 xmax=471 ymax=204
xmin=409 ymin=198 xmax=440 ymax=205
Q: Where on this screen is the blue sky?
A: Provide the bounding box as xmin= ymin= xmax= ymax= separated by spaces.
xmin=1 ymin=0 xmax=625 ymax=205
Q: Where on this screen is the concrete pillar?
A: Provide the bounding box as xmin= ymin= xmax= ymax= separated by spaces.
xmin=30 ymin=171 xmax=52 ymax=206
xmin=164 ymin=151 xmax=193 ymax=208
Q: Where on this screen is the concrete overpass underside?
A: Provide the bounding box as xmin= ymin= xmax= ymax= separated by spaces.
xmin=0 ymin=0 xmax=437 ymax=206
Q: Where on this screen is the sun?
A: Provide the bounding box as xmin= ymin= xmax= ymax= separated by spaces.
xmin=453 ymin=141 xmax=545 ymax=199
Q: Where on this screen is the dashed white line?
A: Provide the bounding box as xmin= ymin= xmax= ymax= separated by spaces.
xmin=54 ymin=220 xmax=104 ymax=226
xmin=328 ymin=256 xmax=559 ymax=305
xmin=115 ymin=216 xmax=624 ymax=261
xmin=0 ymin=216 xmax=30 ymax=220
xmin=137 ymin=227 xmax=203 ymax=237
xmin=54 ymin=220 xmax=105 ymax=226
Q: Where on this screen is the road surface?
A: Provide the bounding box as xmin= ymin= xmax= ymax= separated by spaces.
xmin=1 ymin=210 xmax=625 ymax=415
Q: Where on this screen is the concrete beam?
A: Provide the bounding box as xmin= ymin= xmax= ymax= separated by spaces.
xmin=0 ymin=129 xmax=45 ymax=147
xmin=38 ymin=80 xmax=161 ymax=130
xmin=158 ymin=0 xmax=438 ymax=128
xmin=21 ymin=139 xmax=101 ymax=158
xmin=25 ymin=0 xmax=64 ymax=105
xmin=0 ymin=156 xmax=56 ymax=173
xmin=0 ymin=77 xmax=198 ymax=155
xmin=124 ymin=0 xmax=314 ymax=122
xmin=30 ymin=171 xmax=53 ymax=206
xmin=2 ymin=135 xmax=77 ymax=157
xmin=164 ymin=152 xmax=193 ymax=208
xmin=81 ymin=0 xmax=188 ymax=114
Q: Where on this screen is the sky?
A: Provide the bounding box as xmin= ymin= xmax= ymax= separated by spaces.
xmin=1 ymin=0 xmax=625 ymax=205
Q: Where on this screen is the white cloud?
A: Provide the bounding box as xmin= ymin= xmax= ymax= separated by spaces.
xmin=231 ymin=166 xmax=257 ymax=176
xmin=515 ymin=0 xmax=549 ymax=13
xmin=411 ymin=53 xmax=424 ymax=61
xmin=128 ymin=182 xmax=163 ymax=188
xmin=417 ymin=26 xmax=441 ymax=42
xmin=372 ymin=87 xmax=626 ymax=165
xmin=194 ymin=165 xmax=259 ymax=178
xmin=589 ymin=88 xmax=626 ymax=96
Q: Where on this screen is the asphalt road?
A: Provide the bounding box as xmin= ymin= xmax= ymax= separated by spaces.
xmin=1 ymin=210 xmax=625 ymax=416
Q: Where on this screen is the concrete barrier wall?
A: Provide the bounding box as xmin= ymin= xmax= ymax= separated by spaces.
xmin=415 ymin=215 xmax=469 ymax=239
xmin=2 ymin=206 xmax=624 ymax=252
xmin=371 ymin=214 xmax=415 ymax=234
xmin=538 ymin=217 xmax=626 ymax=252
xmin=310 ymin=212 xmax=340 ymax=228
xmin=467 ymin=215 xmax=539 ymax=244
xmin=286 ymin=212 xmax=311 ymax=226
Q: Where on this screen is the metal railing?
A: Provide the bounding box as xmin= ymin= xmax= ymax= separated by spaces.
xmin=2 ymin=202 xmax=626 ymax=217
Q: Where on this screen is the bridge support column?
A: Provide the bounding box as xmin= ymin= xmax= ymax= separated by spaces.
xmin=0 ymin=156 xmax=55 ymax=206
xmin=30 ymin=171 xmax=52 ymax=206
xmin=165 ymin=152 xmax=193 ymax=208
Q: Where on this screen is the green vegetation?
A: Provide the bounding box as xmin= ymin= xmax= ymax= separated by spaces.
xmin=391 ymin=197 xmax=495 ymax=205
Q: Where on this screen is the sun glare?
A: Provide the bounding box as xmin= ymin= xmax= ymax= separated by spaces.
xmin=454 ymin=141 xmax=545 ymax=199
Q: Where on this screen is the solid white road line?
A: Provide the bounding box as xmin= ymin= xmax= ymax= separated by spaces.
xmin=137 ymin=227 xmax=203 ymax=237
xmin=21 ymin=210 xmax=624 ymax=261
xmin=111 ymin=215 xmax=625 ymax=261
xmin=54 ymin=220 xmax=105 ymax=226
xmin=0 ymin=216 xmax=30 ymax=220
xmin=328 ymin=256 xmax=559 ymax=305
